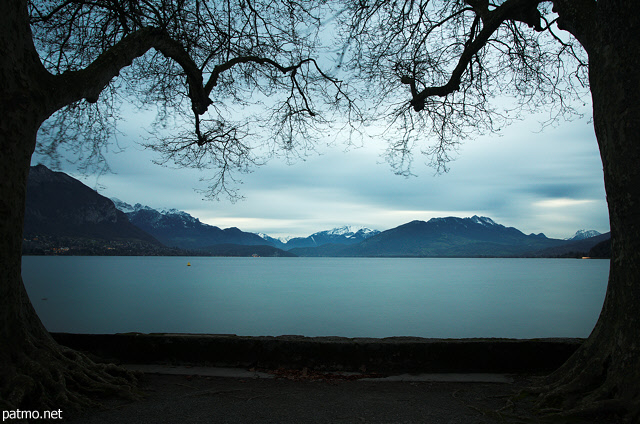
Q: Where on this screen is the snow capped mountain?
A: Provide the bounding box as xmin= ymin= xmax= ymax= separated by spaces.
xmin=325 ymin=226 xmax=351 ymax=236
xmin=112 ymin=199 xmax=191 ymax=219
xmin=428 ymin=215 xmax=498 ymax=228
xmin=566 ymin=229 xmax=602 ymax=241
xmin=112 ymin=199 xmax=380 ymax=251
xmin=258 ymin=225 xmax=380 ymax=250
xmin=292 ymin=215 xmax=571 ymax=257
xmin=111 ymin=198 xmax=137 ymax=214
xmin=326 ymin=225 xmax=372 ymax=237
xmin=109 ymin=197 xmax=605 ymax=257
xmin=156 ymin=207 xmax=194 ymax=218
xmin=111 ymin=199 xmax=266 ymax=249
xmin=256 ymin=233 xmax=293 ymax=244
xmin=112 ymin=199 xmax=203 ymax=228
xmin=318 ymin=226 xmax=379 ymax=238
xmin=469 ymin=215 xmax=497 ymax=227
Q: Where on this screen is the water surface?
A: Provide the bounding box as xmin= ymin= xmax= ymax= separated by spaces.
xmin=22 ymin=256 xmax=609 ymax=338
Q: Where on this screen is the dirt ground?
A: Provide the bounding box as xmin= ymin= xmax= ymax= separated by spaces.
xmin=59 ymin=370 xmax=616 ymax=424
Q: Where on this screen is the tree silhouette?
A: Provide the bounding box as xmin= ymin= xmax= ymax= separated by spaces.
xmin=337 ymin=0 xmax=639 ymax=420
xmin=1 ymin=0 xmax=355 ymax=410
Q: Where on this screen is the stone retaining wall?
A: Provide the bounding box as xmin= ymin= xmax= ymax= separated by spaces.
xmin=52 ymin=333 xmax=582 ymax=373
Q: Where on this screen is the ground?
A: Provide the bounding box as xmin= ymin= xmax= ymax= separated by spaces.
xmin=55 ymin=368 xmax=621 ymax=424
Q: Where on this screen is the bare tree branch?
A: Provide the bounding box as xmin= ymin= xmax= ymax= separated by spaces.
xmin=409 ymin=0 xmax=545 ymax=111
xmin=51 ymin=26 xmax=211 ymax=114
xmin=336 ymin=0 xmax=590 ymax=173
xmin=31 ymin=0 xmax=361 ymax=199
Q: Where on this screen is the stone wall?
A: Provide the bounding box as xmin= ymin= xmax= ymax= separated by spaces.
xmin=52 ymin=333 xmax=582 ymax=373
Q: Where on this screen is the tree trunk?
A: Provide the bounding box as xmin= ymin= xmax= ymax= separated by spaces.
xmin=537 ymin=1 xmax=640 ymax=420
xmin=0 ymin=101 xmax=135 ymax=412
xmin=0 ymin=0 xmax=138 ymax=411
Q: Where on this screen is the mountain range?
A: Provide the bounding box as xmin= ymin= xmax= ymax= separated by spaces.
xmin=25 ymin=165 xmax=159 ymax=244
xmin=288 ymin=216 xmax=603 ymax=258
xmin=23 ymin=165 xmax=168 ymax=255
xmin=112 ymin=200 xmax=269 ymax=250
xmin=23 ymin=165 xmax=290 ymax=257
xmin=24 ymin=165 xmax=610 ymax=258
xmin=257 ymin=226 xmax=380 ymax=250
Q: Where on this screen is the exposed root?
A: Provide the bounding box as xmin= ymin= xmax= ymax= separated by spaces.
xmin=1 ymin=341 xmax=141 ymax=413
xmin=514 ymin=365 xmax=639 ymax=423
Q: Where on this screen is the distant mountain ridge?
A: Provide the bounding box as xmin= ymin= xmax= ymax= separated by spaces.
xmin=566 ymin=229 xmax=602 ymax=241
xmin=112 ymin=199 xmax=268 ymax=250
xmin=289 ymin=216 xmax=608 ymax=258
xmin=24 ymin=166 xmax=291 ymax=256
xmin=24 ymin=165 xmax=170 ymax=255
xmin=26 ymin=166 xmax=608 ymax=258
xmin=258 ymin=225 xmax=380 ymax=250
xmin=113 ymin=199 xmax=381 ymax=251
xmin=25 ymin=165 xmax=160 ymax=245
xmin=530 ymin=232 xmax=611 ymax=258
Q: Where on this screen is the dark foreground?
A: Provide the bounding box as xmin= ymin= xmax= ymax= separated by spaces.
xmin=39 ymin=334 xmax=618 ymax=423
xmin=61 ymin=370 xmax=613 ymax=424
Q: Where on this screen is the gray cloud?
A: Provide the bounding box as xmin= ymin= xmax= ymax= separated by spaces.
xmin=34 ymin=106 xmax=609 ymax=240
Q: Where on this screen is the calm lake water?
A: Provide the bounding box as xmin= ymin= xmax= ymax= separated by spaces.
xmin=22 ymin=256 xmax=609 ymax=338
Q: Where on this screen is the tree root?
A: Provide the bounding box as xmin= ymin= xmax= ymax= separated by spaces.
xmin=540 ymin=398 xmax=625 ymax=417
xmin=516 ymin=365 xmax=640 ymax=423
xmin=1 ymin=341 xmax=141 ymax=413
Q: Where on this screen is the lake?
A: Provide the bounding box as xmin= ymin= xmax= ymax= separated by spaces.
xmin=21 ymin=256 xmax=609 ymax=339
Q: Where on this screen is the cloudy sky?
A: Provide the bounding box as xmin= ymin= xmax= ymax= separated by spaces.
xmin=32 ymin=102 xmax=609 ymax=240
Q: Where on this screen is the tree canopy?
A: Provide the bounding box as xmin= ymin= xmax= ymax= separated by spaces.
xmin=330 ymin=0 xmax=591 ymax=175
xmin=31 ymin=1 xmax=594 ymax=188
xmin=30 ymin=0 xmax=359 ymax=198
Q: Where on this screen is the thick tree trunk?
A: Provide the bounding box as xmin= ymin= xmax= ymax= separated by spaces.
xmin=0 ymin=102 xmax=131 ymax=412
xmin=0 ymin=0 xmax=138 ymax=411
xmin=0 ymin=91 xmax=49 ymax=409
xmin=538 ymin=1 xmax=640 ymax=420
xmin=0 ymin=128 xmax=138 ymax=410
